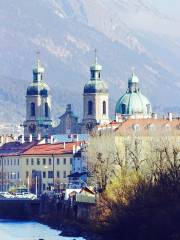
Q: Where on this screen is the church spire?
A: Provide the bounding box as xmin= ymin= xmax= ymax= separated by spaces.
xmin=90 ymin=49 xmax=102 ymax=81
xmin=128 ymin=69 xmax=140 ymax=93
xmin=33 ymin=51 xmax=45 ymax=83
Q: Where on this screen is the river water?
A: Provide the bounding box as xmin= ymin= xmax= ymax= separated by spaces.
xmin=0 ymin=220 xmax=85 ymax=240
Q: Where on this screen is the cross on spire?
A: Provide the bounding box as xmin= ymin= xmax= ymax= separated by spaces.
xmin=131 ymin=66 xmax=136 ymax=75
xmin=36 ymin=51 xmax=41 ymax=67
xmin=94 ymin=48 xmax=98 ymax=64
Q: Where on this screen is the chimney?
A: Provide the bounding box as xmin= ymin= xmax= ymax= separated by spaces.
xmin=21 ymin=134 xmax=25 ymax=144
xmin=152 ymin=113 xmax=157 ymax=119
xmin=50 ymin=136 xmax=54 ymax=144
xmin=29 ymin=134 xmax=32 ymax=142
xmin=73 ymin=145 xmax=76 ymax=154
xmin=37 ymin=133 xmax=41 ymax=141
xmin=168 ymin=112 xmax=173 ymax=121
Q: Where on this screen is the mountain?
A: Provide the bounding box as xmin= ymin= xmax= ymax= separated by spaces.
xmin=0 ymin=0 xmax=179 ymax=126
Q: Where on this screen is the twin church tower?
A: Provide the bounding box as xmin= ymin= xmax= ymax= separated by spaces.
xmin=23 ymin=53 xmax=109 ymax=141
xmin=24 ymin=52 xmax=152 ymax=141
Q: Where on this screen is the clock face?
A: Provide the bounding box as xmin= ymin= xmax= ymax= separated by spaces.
xmin=29 ymin=124 xmax=36 ymax=133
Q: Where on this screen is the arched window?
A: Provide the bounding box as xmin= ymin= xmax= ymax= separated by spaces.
xmin=31 ymin=103 xmax=35 ymax=117
xmin=146 ymin=104 xmax=150 ymax=115
xmin=122 ymin=104 xmax=126 ymax=114
xmin=45 ymin=102 xmax=49 ymax=117
xmin=88 ymin=101 xmax=93 ymax=115
xmin=103 ymin=101 xmax=106 ymax=115
xmin=91 ymin=71 xmax=95 ymax=79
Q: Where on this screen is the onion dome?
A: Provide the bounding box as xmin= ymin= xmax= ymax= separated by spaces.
xmin=84 ymin=54 xmax=108 ymax=94
xmin=27 ymin=82 xmax=49 ymax=96
xmin=115 ymin=72 xmax=152 ymax=117
xmin=26 ymin=58 xmax=50 ymax=97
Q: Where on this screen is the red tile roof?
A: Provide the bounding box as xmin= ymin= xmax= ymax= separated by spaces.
xmin=115 ymin=118 xmax=180 ymax=133
xmin=0 ymin=141 xmax=38 ymax=157
xmin=23 ymin=141 xmax=83 ymax=156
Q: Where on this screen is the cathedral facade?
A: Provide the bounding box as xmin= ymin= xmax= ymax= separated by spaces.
xmin=23 ymin=54 xmax=153 ymax=141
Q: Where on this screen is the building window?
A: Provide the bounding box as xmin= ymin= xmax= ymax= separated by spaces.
xmin=30 ymin=102 xmax=35 ymax=117
xmin=11 ymin=159 xmax=12 ymax=165
xmin=63 ymin=171 xmax=66 ymax=178
xmin=17 ymin=172 xmax=19 ymax=179
xmin=26 ymin=159 xmax=29 ymax=165
xmin=31 ymin=159 xmax=34 ymax=165
xmin=43 ymin=172 xmax=46 ymax=178
xmin=122 ymin=104 xmax=126 ymax=114
xmin=98 ymin=72 xmax=101 ymax=79
xmin=7 ymin=159 xmax=9 ymax=165
xmin=14 ymin=159 xmax=16 ymax=165
xmin=63 ymin=158 xmax=66 ymax=165
xmin=88 ymin=101 xmax=93 ymax=115
xmin=37 ymin=158 xmax=40 ymax=165
xmin=70 ymin=158 xmax=73 ymax=165
xmin=26 ymin=171 xmax=29 ymax=178
xmin=43 ymin=184 xmax=46 ymax=191
xmin=103 ymin=101 xmax=106 ymax=115
xmin=49 ymin=158 xmax=52 ymax=165
xmin=48 ymin=171 xmax=53 ymax=178
xmin=57 ymin=171 xmax=60 ymax=178
xmin=43 ymin=158 xmax=46 ymax=165
xmin=17 ymin=159 xmax=19 ymax=165
xmin=45 ymin=102 xmax=49 ymax=117
xmin=57 ymin=158 xmax=60 ymax=165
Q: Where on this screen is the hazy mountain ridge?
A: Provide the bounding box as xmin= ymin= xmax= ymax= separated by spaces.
xmin=0 ymin=0 xmax=179 ymax=125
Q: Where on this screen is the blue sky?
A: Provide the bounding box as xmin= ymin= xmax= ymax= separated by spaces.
xmin=151 ymin=0 xmax=180 ymax=17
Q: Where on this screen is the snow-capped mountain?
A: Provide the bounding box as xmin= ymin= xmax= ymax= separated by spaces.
xmin=0 ymin=0 xmax=179 ymax=124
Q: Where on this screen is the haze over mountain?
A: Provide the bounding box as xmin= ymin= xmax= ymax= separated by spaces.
xmin=0 ymin=0 xmax=179 ymax=125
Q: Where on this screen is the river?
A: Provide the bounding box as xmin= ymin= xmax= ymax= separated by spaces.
xmin=0 ymin=220 xmax=85 ymax=240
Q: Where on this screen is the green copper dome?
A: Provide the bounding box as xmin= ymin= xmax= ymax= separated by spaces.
xmin=115 ymin=72 xmax=152 ymax=117
xmin=27 ymin=82 xmax=50 ymax=97
xmin=115 ymin=92 xmax=152 ymax=115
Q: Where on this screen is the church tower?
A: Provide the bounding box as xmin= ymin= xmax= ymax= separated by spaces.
xmin=23 ymin=56 xmax=52 ymax=141
xmin=82 ymin=52 xmax=109 ymax=132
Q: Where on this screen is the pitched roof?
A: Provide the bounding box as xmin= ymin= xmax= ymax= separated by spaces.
xmin=22 ymin=142 xmax=84 ymax=156
xmin=0 ymin=141 xmax=38 ymax=157
xmin=115 ymin=118 xmax=180 ymax=133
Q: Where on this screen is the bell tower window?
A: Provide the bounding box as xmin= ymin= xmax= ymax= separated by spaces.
xmin=45 ymin=103 xmax=49 ymax=117
xmin=88 ymin=101 xmax=93 ymax=115
xmin=91 ymin=71 xmax=95 ymax=79
xmin=103 ymin=101 xmax=106 ymax=115
xmin=31 ymin=103 xmax=35 ymax=117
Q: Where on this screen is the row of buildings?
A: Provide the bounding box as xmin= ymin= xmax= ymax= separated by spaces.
xmin=0 ymin=52 xmax=179 ymax=193
xmin=0 ymin=139 xmax=87 ymax=193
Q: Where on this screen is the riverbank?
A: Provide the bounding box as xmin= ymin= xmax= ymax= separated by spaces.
xmin=37 ymin=202 xmax=102 ymax=240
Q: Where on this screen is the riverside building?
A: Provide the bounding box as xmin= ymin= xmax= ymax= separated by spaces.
xmin=0 ymin=141 xmax=85 ymax=193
